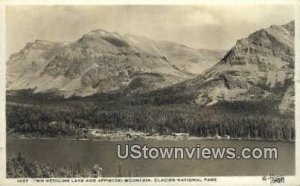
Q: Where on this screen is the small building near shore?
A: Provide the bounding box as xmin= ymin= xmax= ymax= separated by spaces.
xmin=172 ymin=133 xmax=189 ymax=137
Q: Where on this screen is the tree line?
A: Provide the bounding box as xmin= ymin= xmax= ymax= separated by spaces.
xmin=6 ymin=101 xmax=294 ymax=141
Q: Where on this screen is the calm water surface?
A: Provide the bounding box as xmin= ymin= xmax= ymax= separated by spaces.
xmin=7 ymin=138 xmax=295 ymax=177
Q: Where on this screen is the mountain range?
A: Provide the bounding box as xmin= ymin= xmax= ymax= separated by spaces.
xmin=7 ymin=21 xmax=294 ymax=114
xmin=6 ymin=20 xmax=295 ymax=141
xmin=7 ymin=30 xmax=225 ymax=97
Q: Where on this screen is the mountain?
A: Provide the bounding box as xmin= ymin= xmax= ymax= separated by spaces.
xmin=7 ymin=30 xmax=225 ymax=97
xmin=139 ymin=21 xmax=294 ymax=113
xmin=124 ymin=34 xmax=226 ymax=74
xmin=6 ymin=21 xmax=295 ymax=141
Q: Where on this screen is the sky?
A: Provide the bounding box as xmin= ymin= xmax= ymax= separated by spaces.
xmin=6 ymin=5 xmax=294 ymax=57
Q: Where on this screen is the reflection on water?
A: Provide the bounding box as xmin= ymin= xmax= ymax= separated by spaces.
xmin=7 ymin=138 xmax=295 ymax=177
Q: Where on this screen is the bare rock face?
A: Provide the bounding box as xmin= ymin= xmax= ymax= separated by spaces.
xmin=279 ymin=84 xmax=294 ymax=114
xmin=7 ymin=30 xmax=224 ymax=97
xmin=147 ymin=21 xmax=294 ymax=113
xmin=194 ymin=21 xmax=294 ymax=105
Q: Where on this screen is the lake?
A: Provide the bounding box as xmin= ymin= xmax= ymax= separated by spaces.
xmin=6 ymin=138 xmax=295 ymax=177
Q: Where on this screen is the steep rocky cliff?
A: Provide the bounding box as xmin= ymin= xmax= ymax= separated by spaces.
xmin=144 ymin=21 xmax=294 ymax=115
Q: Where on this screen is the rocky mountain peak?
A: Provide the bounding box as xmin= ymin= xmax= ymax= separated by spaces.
xmin=219 ymin=21 xmax=294 ymax=66
xmin=76 ymin=29 xmax=129 ymax=48
xmin=84 ymin=29 xmax=121 ymax=38
xmin=282 ymin=20 xmax=295 ymax=36
xmin=7 ymin=28 xmax=224 ymax=97
xmin=144 ymin=20 xmax=294 ymax=112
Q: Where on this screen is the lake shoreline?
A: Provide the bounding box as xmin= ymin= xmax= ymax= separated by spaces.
xmin=7 ymin=134 xmax=295 ymax=177
xmin=7 ymin=131 xmax=295 ymax=143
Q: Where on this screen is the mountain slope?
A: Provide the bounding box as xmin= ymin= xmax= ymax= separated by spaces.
xmin=6 ymin=21 xmax=295 ymax=141
xmin=124 ymin=34 xmax=226 ymax=74
xmin=138 ymin=21 xmax=294 ymax=113
xmin=7 ymin=30 xmax=224 ymax=97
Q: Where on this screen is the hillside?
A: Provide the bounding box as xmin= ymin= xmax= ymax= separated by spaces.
xmin=135 ymin=21 xmax=295 ymax=114
xmin=6 ymin=21 xmax=295 ymax=141
xmin=7 ymin=30 xmax=225 ymax=97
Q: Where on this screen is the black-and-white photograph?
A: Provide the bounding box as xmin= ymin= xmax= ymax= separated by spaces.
xmin=4 ymin=4 xmax=295 ymax=180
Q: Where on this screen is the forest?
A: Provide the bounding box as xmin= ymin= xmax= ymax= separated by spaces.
xmin=7 ymin=153 xmax=103 ymax=178
xmin=7 ymin=152 xmax=137 ymax=178
xmin=6 ymin=90 xmax=295 ymax=141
